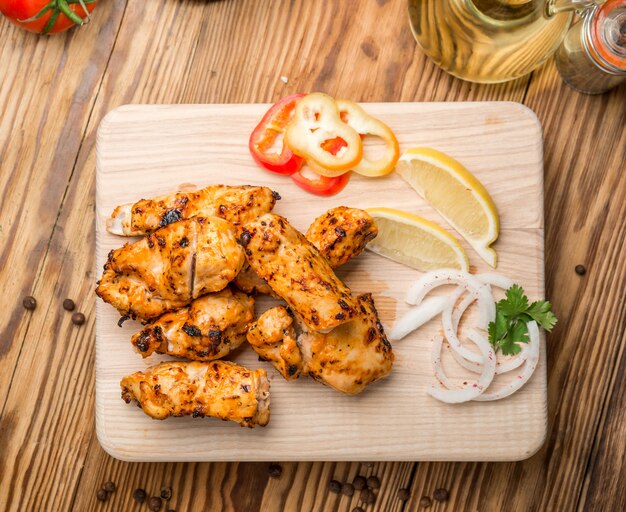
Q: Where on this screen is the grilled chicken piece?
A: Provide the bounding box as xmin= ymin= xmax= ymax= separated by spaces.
xmin=107 ymin=185 xmax=279 ymax=236
xmin=232 ymin=263 xmax=273 ymax=296
xmin=96 ymin=217 xmax=244 ymax=323
xmin=121 ymin=361 xmax=270 ymax=427
xmin=233 ymin=207 xmax=377 ymax=295
xmin=300 ymin=293 xmax=393 ymax=395
xmin=247 ymin=294 xmax=393 ymax=394
xmin=131 ymin=287 xmax=254 ymax=361
xmin=306 ymin=207 xmax=378 ymax=268
xmin=241 ymin=213 xmax=358 ymax=331
xmin=247 ymin=306 xmax=303 ymax=380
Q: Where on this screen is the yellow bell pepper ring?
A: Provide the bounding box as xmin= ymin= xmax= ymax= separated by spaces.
xmin=284 ymin=93 xmax=363 ymax=172
xmin=335 ymin=100 xmax=399 ymax=177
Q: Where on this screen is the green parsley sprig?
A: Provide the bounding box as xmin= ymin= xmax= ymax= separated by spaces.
xmin=488 ymin=284 xmax=557 ymax=356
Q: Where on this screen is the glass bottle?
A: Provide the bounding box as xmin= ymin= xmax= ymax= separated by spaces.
xmin=556 ymin=0 xmax=626 ymax=94
xmin=408 ymin=0 xmax=603 ymax=83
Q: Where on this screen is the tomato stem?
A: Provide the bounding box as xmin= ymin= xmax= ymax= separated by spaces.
xmin=18 ymin=0 xmax=92 ymax=34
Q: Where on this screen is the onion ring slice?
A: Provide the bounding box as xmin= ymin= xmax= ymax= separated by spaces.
xmin=389 ymin=296 xmax=449 ymax=341
xmin=449 ymin=289 xmax=530 ymax=375
xmin=406 ymin=269 xmax=495 ymax=328
xmin=442 ymin=288 xmax=483 ymax=365
xmin=473 ymin=321 xmax=540 ymax=401
xmin=427 ymin=329 xmax=496 ymax=404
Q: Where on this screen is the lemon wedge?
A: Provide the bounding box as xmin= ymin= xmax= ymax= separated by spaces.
xmin=366 ymin=207 xmax=469 ymax=272
xmin=395 ymin=148 xmax=499 ymax=267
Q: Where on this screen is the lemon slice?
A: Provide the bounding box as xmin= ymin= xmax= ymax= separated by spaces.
xmin=395 ymin=148 xmax=499 ymax=267
xmin=366 ymin=207 xmax=469 ymax=272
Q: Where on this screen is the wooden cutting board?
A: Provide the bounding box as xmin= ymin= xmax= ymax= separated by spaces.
xmin=96 ymin=102 xmax=546 ymax=462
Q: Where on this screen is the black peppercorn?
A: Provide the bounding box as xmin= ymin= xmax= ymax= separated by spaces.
xmin=420 ymin=495 xmax=432 ymax=507
xmin=22 ymin=296 xmax=37 ymax=310
xmin=133 ymin=488 xmax=147 ymax=503
xmin=96 ymin=488 xmax=108 ymax=502
xmin=148 ymin=496 xmax=163 ymax=511
xmin=103 ymin=481 xmax=115 ymax=493
xmin=71 ymin=312 xmax=86 ymax=325
xmin=269 ymin=463 xmax=282 ymax=478
xmin=433 ymin=488 xmax=449 ymax=502
xmin=398 ymin=488 xmax=411 ymax=501
xmin=367 ymin=475 xmax=380 ymax=489
xmin=341 ymin=483 xmax=354 ymax=497
xmin=329 ymin=480 xmax=342 ymax=493
xmin=63 ymin=298 xmax=75 ymax=311
xmin=360 ymin=488 xmax=375 ymax=504
xmin=353 ymin=475 xmax=367 ymax=490
xmin=575 ymin=264 xmax=586 ymax=276
xmin=160 ymin=486 xmax=172 ymax=501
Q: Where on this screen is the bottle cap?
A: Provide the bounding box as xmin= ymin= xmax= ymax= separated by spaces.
xmin=590 ymin=0 xmax=626 ymax=70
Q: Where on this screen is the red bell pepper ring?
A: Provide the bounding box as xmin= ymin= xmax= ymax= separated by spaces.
xmin=290 ymin=169 xmax=350 ymax=196
xmin=249 ymin=93 xmax=306 ymax=175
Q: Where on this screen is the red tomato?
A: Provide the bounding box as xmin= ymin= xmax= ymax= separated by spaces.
xmin=0 ymin=0 xmax=97 ymax=34
xmin=291 ymin=170 xmax=350 ymax=196
xmin=249 ymin=93 xmax=307 ymax=175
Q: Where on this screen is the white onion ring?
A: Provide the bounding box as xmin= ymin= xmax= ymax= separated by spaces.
xmin=476 ymin=273 xmax=515 ymax=290
xmin=442 ymin=288 xmax=483 ymax=365
xmin=406 ymin=269 xmax=495 ymax=328
xmin=473 ymin=321 xmax=540 ymax=401
xmin=449 ymin=289 xmax=530 ymax=375
xmin=449 ymin=290 xmax=484 ymax=373
xmin=427 ymin=329 xmax=496 ymax=404
xmin=389 ymin=296 xmax=449 ymax=341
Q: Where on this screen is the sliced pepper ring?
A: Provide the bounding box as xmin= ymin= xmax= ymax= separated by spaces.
xmin=335 ymin=100 xmax=399 ymax=177
xmin=290 ymin=169 xmax=350 ymax=196
xmin=249 ymin=93 xmax=306 ymax=175
xmin=284 ymin=92 xmax=362 ymax=172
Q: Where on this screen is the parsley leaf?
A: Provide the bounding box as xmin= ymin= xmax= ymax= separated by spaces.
xmin=499 ymin=284 xmax=529 ymax=317
xmin=527 ymin=300 xmax=558 ymax=331
xmin=487 ymin=285 xmax=557 ymax=355
xmin=501 ymin=319 xmax=529 ymax=356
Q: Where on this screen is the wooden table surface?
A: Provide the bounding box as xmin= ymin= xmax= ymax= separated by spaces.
xmin=0 ymin=1 xmax=624 ymax=510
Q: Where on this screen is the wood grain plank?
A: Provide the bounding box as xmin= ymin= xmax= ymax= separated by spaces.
xmin=95 ymin=102 xmax=546 ymax=462
xmin=0 ymin=0 xmax=211 ymax=510
xmin=577 ymin=323 xmax=626 ymax=511
xmin=1 ymin=0 xmax=624 ymax=510
xmin=0 ymin=0 xmax=127 ymax=408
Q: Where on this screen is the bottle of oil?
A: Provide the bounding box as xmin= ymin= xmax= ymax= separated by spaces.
xmin=408 ymin=0 xmax=603 ymax=83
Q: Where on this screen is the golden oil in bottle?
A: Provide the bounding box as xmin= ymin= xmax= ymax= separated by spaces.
xmin=408 ymin=0 xmax=574 ymax=83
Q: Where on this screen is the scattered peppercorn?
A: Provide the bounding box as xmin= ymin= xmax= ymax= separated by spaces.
xmin=420 ymin=496 xmax=432 ymax=508
xmin=63 ymin=298 xmax=76 ymax=311
xmin=96 ymin=488 xmax=108 ymax=502
xmin=71 ymin=312 xmax=86 ymax=325
xmin=367 ymin=475 xmax=380 ymax=489
xmin=103 ymin=481 xmax=115 ymax=493
xmin=397 ymin=488 xmax=411 ymax=501
xmin=160 ymin=486 xmax=172 ymax=501
xmin=433 ymin=488 xmax=449 ymax=502
xmin=360 ymin=488 xmax=375 ymax=504
xmin=353 ymin=475 xmax=367 ymax=490
xmin=269 ymin=463 xmax=282 ymax=478
xmin=341 ymin=483 xmax=355 ymax=497
xmin=22 ymin=296 xmax=37 ymax=311
xmin=148 ymin=496 xmax=163 ymax=511
xmin=329 ymin=480 xmax=342 ymax=493
xmin=133 ymin=488 xmax=147 ymax=503
xmin=575 ymin=264 xmax=586 ymax=276
xmin=352 ymin=508 xmax=365 ymax=512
